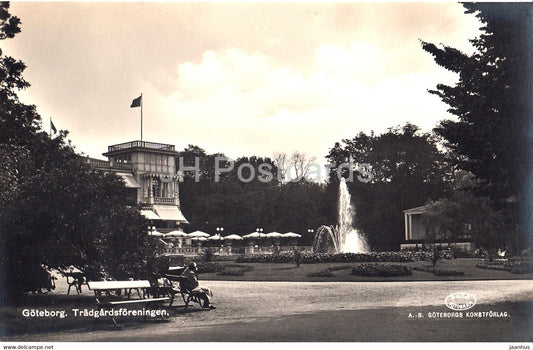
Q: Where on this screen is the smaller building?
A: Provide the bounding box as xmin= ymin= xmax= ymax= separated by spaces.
xmin=401 ymin=205 xmax=474 ymax=251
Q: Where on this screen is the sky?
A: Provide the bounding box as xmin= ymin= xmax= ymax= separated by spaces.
xmin=3 ymin=1 xmax=482 ymax=171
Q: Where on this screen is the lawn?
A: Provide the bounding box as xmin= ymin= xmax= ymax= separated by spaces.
xmin=199 ymin=258 xmax=533 ymax=282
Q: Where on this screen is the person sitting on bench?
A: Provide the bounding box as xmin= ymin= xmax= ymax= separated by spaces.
xmin=181 ymin=262 xmax=216 ymax=309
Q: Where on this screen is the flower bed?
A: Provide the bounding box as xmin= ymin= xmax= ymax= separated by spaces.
xmin=196 ymin=262 xmax=225 ymax=273
xmin=351 ymin=263 xmax=412 ymax=277
xmin=475 ymin=263 xmax=508 ymax=271
xmin=504 ymin=260 xmax=533 ymax=274
xmin=476 ymin=259 xmax=533 ymax=274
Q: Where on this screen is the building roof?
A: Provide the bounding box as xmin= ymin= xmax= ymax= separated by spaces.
xmin=403 ymin=205 xmax=428 ymax=214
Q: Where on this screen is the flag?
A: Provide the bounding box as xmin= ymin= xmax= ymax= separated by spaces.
xmin=50 ymin=120 xmax=57 ymax=134
xmin=131 ymin=95 xmax=142 ymax=108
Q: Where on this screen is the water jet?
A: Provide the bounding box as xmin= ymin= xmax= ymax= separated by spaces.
xmin=312 ymin=179 xmax=369 ymax=253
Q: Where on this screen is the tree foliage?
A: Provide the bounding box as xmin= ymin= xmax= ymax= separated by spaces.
xmin=421 ymin=192 xmax=504 ymax=249
xmin=421 ymin=3 xmax=533 ymax=250
xmin=177 ymin=146 xmax=329 ymax=244
xmin=0 ymin=3 xmax=159 ymax=301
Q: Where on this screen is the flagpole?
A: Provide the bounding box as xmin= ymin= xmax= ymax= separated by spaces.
xmin=140 ymin=92 xmax=143 ymax=142
xmin=49 ymin=117 xmax=51 ymax=139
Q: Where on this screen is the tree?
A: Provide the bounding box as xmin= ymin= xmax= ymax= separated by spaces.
xmin=422 ymin=192 xmax=504 ymax=250
xmin=421 ymin=3 xmax=533 ymax=250
xmin=177 ymin=146 xmax=327 ymax=244
xmin=0 ymin=3 xmax=158 ymax=301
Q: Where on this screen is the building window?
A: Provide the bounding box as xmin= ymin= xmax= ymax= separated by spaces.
xmin=152 ymin=178 xmax=161 ymax=197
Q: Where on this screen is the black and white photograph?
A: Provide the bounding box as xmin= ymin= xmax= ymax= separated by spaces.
xmin=0 ymin=1 xmax=532 ymax=347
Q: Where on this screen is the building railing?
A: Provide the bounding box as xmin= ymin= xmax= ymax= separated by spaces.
xmin=154 ymin=197 xmax=175 ymax=204
xmin=113 ymin=162 xmax=132 ymax=169
xmin=108 ymin=140 xmax=175 ymax=153
xmin=86 ymin=157 xmax=132 ymax=170
xmin=86 ymin=158 xmax=109 ymax=168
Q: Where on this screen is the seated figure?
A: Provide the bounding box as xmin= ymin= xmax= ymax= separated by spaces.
xmin=180 ymin=262 xmax=216 ymax=309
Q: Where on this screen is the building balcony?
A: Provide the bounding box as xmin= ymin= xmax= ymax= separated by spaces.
xmin=140 ymin=196 xmax=180 ymax=207
xmin=85 ymin=157 xmax=132 ymax=170
xmin=153 ymin=197 xmax=176 ymax=205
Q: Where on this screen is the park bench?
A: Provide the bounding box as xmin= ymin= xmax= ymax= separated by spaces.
xmin=87 ymin=280 xmax=171 ymax=326
xmin=63 ymin=270 xmax=85 ymax=295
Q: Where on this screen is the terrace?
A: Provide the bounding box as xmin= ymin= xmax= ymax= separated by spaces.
xmin=107 ymin=140 xmax=175 ymax=153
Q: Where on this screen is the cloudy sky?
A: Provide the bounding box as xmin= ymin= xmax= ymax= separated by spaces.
xmin=4 ymin=1 xmax=481 ymax=168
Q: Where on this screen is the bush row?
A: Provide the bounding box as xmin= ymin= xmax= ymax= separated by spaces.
xmin=476 ymin=260 xmax=533 ymax=274
xmin=351 ymin=263 xmax=412 ymax=277
xmin=236 ymin=251 xmax=434 ymax=264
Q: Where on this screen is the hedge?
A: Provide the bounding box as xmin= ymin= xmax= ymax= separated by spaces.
xmin=236 ymin=252 xmax=433 ymax=264
xmin=351 ymin=263 xmax=412 ymax=277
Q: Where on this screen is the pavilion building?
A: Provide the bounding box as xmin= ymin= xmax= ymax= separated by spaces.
xmin=87 ymin=140 xmax=188 ymax=231
xmin=401 ymin=205 xmax=474 ymax=251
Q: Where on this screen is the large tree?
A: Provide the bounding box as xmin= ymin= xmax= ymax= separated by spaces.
xmin=421 ymin=3 xmax=533 ymax=250
xmin=0 ymin=3 xmax=159 ymax=301
xmin=421 ymin=192 xmax=504 ymax=249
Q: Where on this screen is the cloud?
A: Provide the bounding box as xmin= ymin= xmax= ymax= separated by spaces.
xmin=147 ymin=39 xmax=459 ymax=164
xmin=3 ymin=2 xmax=481 ymax=163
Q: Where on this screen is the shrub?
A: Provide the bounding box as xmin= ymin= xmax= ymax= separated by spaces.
xmin=351 ymin=263 xmax=412 ymax=277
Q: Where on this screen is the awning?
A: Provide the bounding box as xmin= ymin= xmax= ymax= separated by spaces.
xmin=117 ymin=172 xmax=141 ymax=188
xmin=153 ymin=205 xmax=189 ymax=223
xmin=140 ymin=209 xmax=160 ymax=220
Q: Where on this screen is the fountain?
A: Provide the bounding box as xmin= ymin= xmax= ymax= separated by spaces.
xmin=312 ymin=179 xmax=369 ymax=253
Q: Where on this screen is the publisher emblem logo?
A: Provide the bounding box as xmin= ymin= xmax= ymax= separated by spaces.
xmin=445 ymin=292 xmax=477 ymax=311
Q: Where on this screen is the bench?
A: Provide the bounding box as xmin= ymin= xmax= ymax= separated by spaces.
xmin=63 ymin=271 xmax=85 ymax=295
xmin=87 ymin=280 xmax=171 ymax=326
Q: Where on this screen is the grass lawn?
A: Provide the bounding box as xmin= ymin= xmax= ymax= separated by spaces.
xmin=199 ymin=258 xmax=533 ymax=282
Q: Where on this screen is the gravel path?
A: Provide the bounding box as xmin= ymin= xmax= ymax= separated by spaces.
xmin=7 ymin=279 xmax=532 ymax=342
